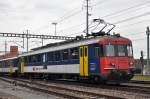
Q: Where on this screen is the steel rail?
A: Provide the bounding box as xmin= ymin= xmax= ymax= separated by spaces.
xmin=0 ymin=77 xmax=123 ymax=99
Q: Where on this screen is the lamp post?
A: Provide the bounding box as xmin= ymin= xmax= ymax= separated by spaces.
xmin=52 ymin=22 xmax=57 ymax=36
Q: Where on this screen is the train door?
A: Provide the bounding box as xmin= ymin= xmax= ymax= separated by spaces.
xmin=80 ymin=45 xmax=88 ymax=76
xmin=19 ymin=57 xmax=24 ymax=74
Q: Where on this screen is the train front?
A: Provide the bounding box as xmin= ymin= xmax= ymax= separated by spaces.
xmin=99 ymin=36 xmax=134 ymax=82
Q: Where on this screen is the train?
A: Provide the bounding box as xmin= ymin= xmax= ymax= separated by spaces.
xmin=0 ymin=33 xmax=134 ymax=83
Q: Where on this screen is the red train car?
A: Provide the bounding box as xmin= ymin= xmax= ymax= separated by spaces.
xmin=98 ymin=35 xmax=134 ymax=82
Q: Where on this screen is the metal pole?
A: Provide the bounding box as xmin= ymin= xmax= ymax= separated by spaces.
xmin=86 ymin=0 xmax=89 ymax=36
xmin=140 ymin=51 xmax=144 ymax=75
xmin=42 ymin=35 xmax=43 ymax=46
xmin=27 ymin=30 xmax=29 ymax=52
xmin=23 ymin=32 xmax=25 ymax=49
xmin=55 ymin=24 xmax=57 ymax=36
xmin=146 ymin=27 xmax=150 ymax=75
xmin=52 ymin=22 xmax=57 ymax=36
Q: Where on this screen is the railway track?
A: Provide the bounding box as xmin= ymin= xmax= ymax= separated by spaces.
xmin=130 ymin=80 xmax=150 ymax=85
xmin=37 ymin=78 xmax=150 ymax=95
xmin=0 ymin=77 xmax=123 ymax=99
xmin=33 ymin=79 xmax=150 ymax=96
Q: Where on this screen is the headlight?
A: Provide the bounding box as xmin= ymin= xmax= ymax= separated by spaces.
xmin=130 ymin=62 xmax=133 ymax=65
xmin=110 ymin=63 xmax=115 ymax=67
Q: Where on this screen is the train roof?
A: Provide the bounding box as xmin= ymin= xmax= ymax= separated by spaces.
xmin=19 ymin=35 xmax=131 ymax=57
xmin=99 ymin=35 xmax=132 ymax=44
xmin=20 ymin=36 xmax=101 ymax=57
xmin=0 ymin=56 xmax=18 ymax=62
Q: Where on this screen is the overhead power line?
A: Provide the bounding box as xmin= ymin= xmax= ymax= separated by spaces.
xmin=0 ymin=32 xmax=75 ymax=40
xmin=92 ymin=0 xmax=108 ymax=7
xmin=57 ymin=10 xmax=83 ymax=23
xmin=57 ymin=0 xmax=108 ymax=23
xmin=117 ymin=19 xmax=150 ymax=28
xmin=113 ymin=11 xmax=150 ymax=24
xmin=59 ymin=1 xmax=150 ymax=35
xmin=101 ymin=0 xmax=150 ymax=18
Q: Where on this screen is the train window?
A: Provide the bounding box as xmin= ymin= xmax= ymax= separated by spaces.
xmin=80 ymin=48 xmax=83 ymax=57
xmin=47 ymin=52 xmax=55 ymax=61
xmin=99 ymin=45 xmax=104 ymax=56
xmin=71 ymin=47 xmax=79 ymax=59
xmin=28 ymin=56 xmax=32 ymax=63
xmin=117 ymin=45 xmax=126 ymax=57
xmin=31 ymin=55 xmax=38 ymax=62
xmin=94 ymin=44 xmax=104 ymax=57
xmin=55 ymin=51 xmax=61 ymax=61
xmin=104 ymin=45 xmax=115 ymax=56
xmin=24 ymin=56 xmax=28 ymax=63
xmin=37 ymin=54 xmax=42 ymax=62
xmin=85 ymin=48 xmax=87 ymax=56
xmin=43 ymin=54 xmax=45 ymax=62
xmin=26 ymin=54 xmax=42 ymax=63
xmin=94 ymin=47 xmax=99 ymax=57
xmin=62 ymin=49 xmax=69 ymax=60
xmin=127 ymin=45 xmax=133 ymax=56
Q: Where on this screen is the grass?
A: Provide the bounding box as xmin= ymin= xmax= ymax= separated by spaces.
xmin=132 ymin=74 xmax=150 ymax=81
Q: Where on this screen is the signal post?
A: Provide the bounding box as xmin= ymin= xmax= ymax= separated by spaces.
xmin=146 ymin=27 xmax=150 ymax=75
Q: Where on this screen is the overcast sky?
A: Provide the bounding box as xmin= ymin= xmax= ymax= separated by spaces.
xmin=0 ymin=0 xmax=150 ymax=58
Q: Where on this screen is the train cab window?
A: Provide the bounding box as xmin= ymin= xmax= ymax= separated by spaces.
xmin=62 ymin=49 xmax=69 ymax=60
xmin=104 ymin=45 xmax=115 ymax=56
xmin=127 ymin=45 xmax=133 ymax=56
xmin=117 ymin=45 xmax=126 ymax=57
xmin=71 ymin=47 xmax=79 ymax=59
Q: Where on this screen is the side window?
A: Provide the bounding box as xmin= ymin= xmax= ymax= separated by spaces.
xmin=99 ymin=45 xmax=104 ymax=56
xmin=39 ymin=54 xmax=42 ymax=62
xmin=94 ymin=47 xmax=99 ymax=57
xmin=31 ymin=55 xmax=38 ymax=63
xmin=127 ymin=45 xmax=133 ymax=56
xmin=71 ymin=47 xmax=79 ymax=59
xmin=47 ymin=52 xmax=55 ymax=61
xmin=62 ymin=49 xmax=69 ymax=60
xmin=94 ymin=44 xmax=103 ymax=57
xmin=43 ymin=54 xmax=46 ymax=63
xmin=24 ymin=56 xmax=28 ymax=63
xmin=28 ymin=56 xmax=32 ymax=63
xmin=55 ymin=51 xmax=61 ymax=61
